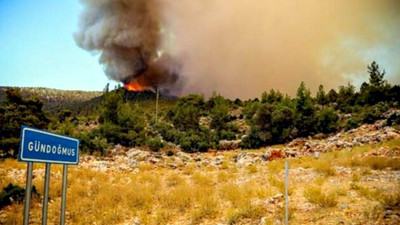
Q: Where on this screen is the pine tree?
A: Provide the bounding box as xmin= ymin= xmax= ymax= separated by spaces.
xmin=316 ymin=85 xmax=327 ymax=105
xmin=368 ymin=61 xmax=385 ymax=87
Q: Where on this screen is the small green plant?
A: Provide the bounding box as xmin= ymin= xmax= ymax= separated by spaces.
xmin=147 ymin=137 xmax=164 ymax=152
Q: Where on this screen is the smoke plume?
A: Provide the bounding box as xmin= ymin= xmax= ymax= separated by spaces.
xmin=75 ymin=0 xmax=400 ymax=98
xmin=74 ymin=0 xmax=178 ymax=91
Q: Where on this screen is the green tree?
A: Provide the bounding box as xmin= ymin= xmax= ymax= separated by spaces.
xmin=337 ymin=83 xmax=356 ymax=112
xmin=295 ymin=82 xmax=316 ymax=137
xmin=210 ymin=104 xmax=230 ymax=131
xmin=99 ymin=90 xmax=123 ymax=124
xmin=261 ymin=89 xmax=283 ymax=104
xmin=368 ymin=61 xmax=385 ymax=87
xmin=0 ymin=89 xmax=49 ymax=157
xmin=359 ymin=61 xmax=391 ymax=105
xmin=316 ymin=85 xmax=328 ymax=105
xmin=327 ymin=89 xmax=338 ymax=103
xmin=316 ymin=107 xmax=339 ymax=134
xmin=168 ymin=94 xmax=205 ymax=131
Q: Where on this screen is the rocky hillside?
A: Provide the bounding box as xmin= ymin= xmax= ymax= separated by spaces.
xmin=0 ymin=86 xmax=103 ymax=113
xmin=80 ymin=119 xmax=400 ymax=172
xmin=1 ymin=119 xmax=399 ymax=224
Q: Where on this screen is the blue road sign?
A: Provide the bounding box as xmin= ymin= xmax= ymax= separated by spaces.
xmin=19 ymin=126 xmax=79 ymax=165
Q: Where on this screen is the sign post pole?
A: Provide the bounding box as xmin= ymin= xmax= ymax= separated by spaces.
xmin=285 ymin=161 xmax=289 ymax=225
xmin=23 ymin=162 xmax=33 ymax=225
xmin=42 ymin=163 xmax=51 ymax=225
xmin=60 ymin=164 xmax=68 ymax=225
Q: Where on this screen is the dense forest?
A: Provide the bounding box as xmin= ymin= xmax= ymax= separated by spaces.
xmin=1 ymin=61 xmax=399 ymax=157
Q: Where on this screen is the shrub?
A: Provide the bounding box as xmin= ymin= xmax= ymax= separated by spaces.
xmin=381 ymin=191 xmax=400 ymax=210
xmin=191 ymin=196 xmax=219 ymax=224
xmin=316 ymin=107 xmax=339 ymax=134
xmin=78 ymin=130 xmax=108 ymax=155
xmin=304 ymin=186 xmax=338 ymax=207
xmin=269 ymin=175 xmax=293 ymax=195
xmin=147 ymin=137 xmax=164 ymax=152
xmin=360 ymin=102 xmax=388 ymax=124
xmin=355 ymin=185 xmax=382 ymax=200
xmin=344 ymin=118 xmax=361 ymax=131
xmin=387 ymin=112 xmax=400 ymax=126
xmin=0 ymin=183 xmax=39 ymax=209
xmin=247 ymin=165 xmax=258 ymax=174
xmin=351 ymin=156 xmax=400 ymax=170
xmin=313 ymin=161 xmax=336 ymax=176
xmin=226 ymin=203 xmax=265 ymax=225
xmin=220 ymin=130 xmax=236 ymax=141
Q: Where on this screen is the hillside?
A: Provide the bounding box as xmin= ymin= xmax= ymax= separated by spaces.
xmin=1 ymin=119 xmax=399 ymax=224
xmin=0 ymin=87 xmax=177 ymax=115
xmin=0 ymin=87 xmax=103 ymax=114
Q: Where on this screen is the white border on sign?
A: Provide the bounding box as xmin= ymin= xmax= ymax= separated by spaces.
xmin=20 ymin=127 xmax=79 ymax=164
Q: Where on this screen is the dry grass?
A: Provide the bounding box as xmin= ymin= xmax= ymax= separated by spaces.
xmin=268 ymin=175 xmax=293 ymax=195
xmin=313 ymin=160 xmax=336 ymax=176
xmin=303 ymin=185 xmax=338 ymax=208
xmin=380 ymin=191 xmax=400 ymax=210
xmin=351 ymin=156 xmax=400 ymax=170
xmin=226 ymin=203 xmax=265 ymax=225
xmin=1 ymin=139 xmax=399 ymax=224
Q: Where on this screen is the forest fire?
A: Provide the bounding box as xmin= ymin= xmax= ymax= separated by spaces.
xmin=124 ymin=80 xmax=149 ymax=92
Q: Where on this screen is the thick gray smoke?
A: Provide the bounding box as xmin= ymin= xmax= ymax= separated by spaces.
xmin=74 ymin=0 xmax=178 ymax=90
xmin=76 ymin=0 xmax=400 ymax=98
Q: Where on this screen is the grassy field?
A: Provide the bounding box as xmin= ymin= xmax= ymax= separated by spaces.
xmin=0 ymin=139 xmax=399 ymax=224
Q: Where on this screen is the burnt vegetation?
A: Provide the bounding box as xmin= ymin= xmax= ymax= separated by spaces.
xmin=0 ymin=61 xmax=399 ymax=157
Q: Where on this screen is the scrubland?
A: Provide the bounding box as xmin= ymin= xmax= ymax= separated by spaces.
xmin=1 ymin=139 xmax=399 ymax=224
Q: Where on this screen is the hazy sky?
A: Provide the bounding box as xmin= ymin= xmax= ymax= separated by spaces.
xmin=0 ymin=0 xmax=399 ymax=97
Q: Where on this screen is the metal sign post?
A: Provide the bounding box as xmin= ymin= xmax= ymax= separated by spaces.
xmin=23 ymin=162 xmax=33 ymax=225
xmin=42 ymin=163 xmax=51 ymax=225
xmin=60 ymin=164 xmax=68 ymax=225
xmin=285 ymin=161 xmax=289 ymax=225
xmin=19 ymin=125 xmax=79 ymax=225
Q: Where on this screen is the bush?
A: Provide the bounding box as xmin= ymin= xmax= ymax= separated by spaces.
xmin=78 ymin=130 xmax=109 ymax=155
xmin=0 ymin=183 xmax=39 ymax=209
xmin=360 ymin=102 xmax=388 ymax=124
xmin=154 ymin=122 xmax=182 ymax=143
xmin=313 ymin=161 xmax=336 ymax=176
xmin=147 ymin=137 xmax=164 ymax=152
xmin=316 ymin=107 xmax=339 ymax=134
xmin=304 ymin=186 xmax=338 ymax=207
xmin=387 ymin=112 xmax=400 ymax=126
xmin=180 ymin=134 xmax=201 ymax=153
xmin=381 ymin=191 xmax=400 ymax=210
xmin=344 ymin=117 xmax=361 ymax=131
xmin=219 ymin=130 xmax=236 ymax=140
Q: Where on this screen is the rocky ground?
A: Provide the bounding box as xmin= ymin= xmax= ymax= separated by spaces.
xmin=0 ymin=121 xmax=399 ymax=224
xmin=77 ymin=120 xmax=400 ymax=173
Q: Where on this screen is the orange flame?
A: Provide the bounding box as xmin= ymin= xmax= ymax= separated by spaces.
xmin=124 ymin=80 xmax=149 ymax=92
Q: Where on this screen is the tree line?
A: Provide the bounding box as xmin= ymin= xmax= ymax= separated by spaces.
xmin=1 ymin=61 xmax=399 ymax=157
